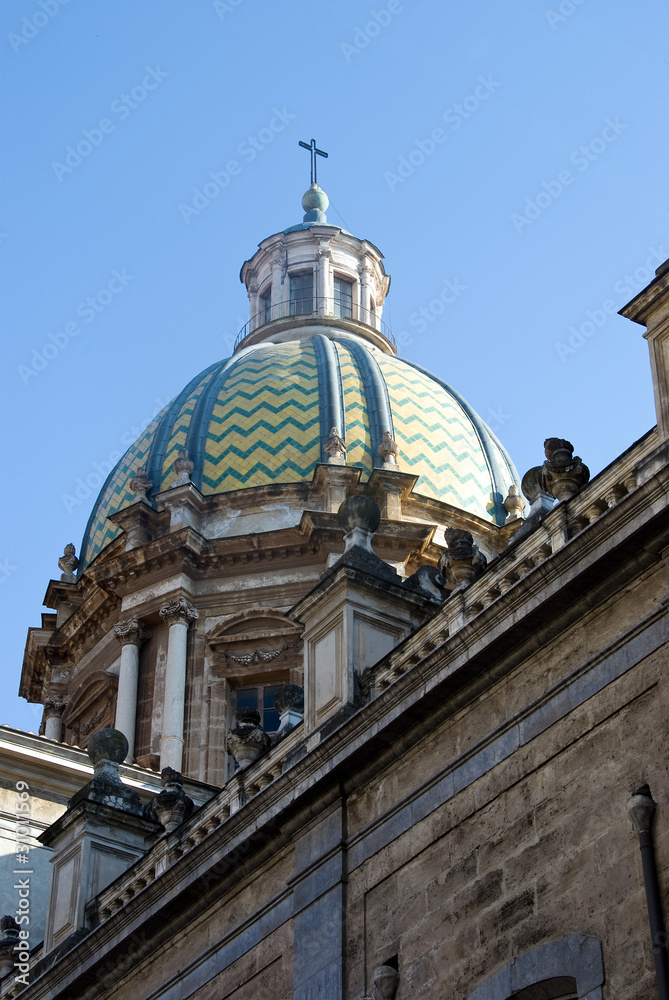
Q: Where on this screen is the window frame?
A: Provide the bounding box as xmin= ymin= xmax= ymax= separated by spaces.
xmin=333 ymin=275 xmax=354 ymax=319
xmin=289 ymin=271 xmax=315 ymax=316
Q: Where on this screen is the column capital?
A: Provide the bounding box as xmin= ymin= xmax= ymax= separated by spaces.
xmin=43 ymin=695 xmax=68 ymax=719
xmin=159 ymin=597 xmax=198 ymax=628
xmin=114 ymin=618 xmax=152 ymax=647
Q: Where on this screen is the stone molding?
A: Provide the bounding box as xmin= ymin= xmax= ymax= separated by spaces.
xmin=159 ymin=597 xmax=198 ymax=628
xmin=466 ymin=934 xmax=604 ymax=1000
xmin=113 ymin=618 xmax=151 ymax=647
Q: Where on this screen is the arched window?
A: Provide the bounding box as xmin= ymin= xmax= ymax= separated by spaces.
xmin=510 ymin=979 xmax=577 ymax=999
xmin=467 ymin=936 xmax=603 ymax=1000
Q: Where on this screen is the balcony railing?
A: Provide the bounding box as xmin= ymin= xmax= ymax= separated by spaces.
xmin=233 ymin=296 xmax=396 ymax=352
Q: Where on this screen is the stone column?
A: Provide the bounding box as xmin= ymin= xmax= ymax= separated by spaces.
xmin=359 ymin=262 xmax=371 ymax=322
xmin=159 ymin=597 xmax=198 ymax=771
xmin=43 ymin=696 xmax=68 ymax=742
xmin=271 ymin=250 xmax=284 ymax=318
xmin=248 ymin=281 xmax=259 ymax=331
xmin=318 ymin=247 xmax=331 ymax=314
xmin=113 ymin=618 xmax=151 ymax=761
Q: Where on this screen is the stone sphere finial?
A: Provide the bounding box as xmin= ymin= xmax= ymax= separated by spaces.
xmin=58 ymin=542 xmax=79 ymax=582
xmin=87 ymin=728 xmax=128 ymax=766
xmin=302 ymin=183 xmax=329 ymax=223
xmin=337 ymin=495 xmax=381 ymax=535
xmin=274 ymin=685 xmax=304 ymax=716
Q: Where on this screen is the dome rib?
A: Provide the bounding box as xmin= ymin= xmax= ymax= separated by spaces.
xmin=401 ymin=358 xmax=517 ymax=524
xmin=144 ymin=360 xmax=222 ymax=494
xmin=335 ymin=338 xmax=395 ymax=466
xmin=185 ymin=345 xmax=265 ymax=490
xmin=312 ymin=334 xmax=345 ymax=462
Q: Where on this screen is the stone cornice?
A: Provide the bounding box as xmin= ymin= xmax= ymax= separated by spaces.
xmin=619 ymin=262 xmax=669 ymax=326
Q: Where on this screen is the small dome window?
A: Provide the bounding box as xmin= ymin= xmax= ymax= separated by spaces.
xmin=290 ymin=272 xmax=314 ymax=315
xmin=260 ymin=289 xmax=271 ymax=325
xmin=334 ymin=276 xmax=353 ymax=319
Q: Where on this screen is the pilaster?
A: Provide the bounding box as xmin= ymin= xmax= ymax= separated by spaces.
xmin=620 ymin=258 xmax=669 ymax=441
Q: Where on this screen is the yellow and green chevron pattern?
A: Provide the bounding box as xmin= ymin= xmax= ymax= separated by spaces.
xmin=202 ymin=342 xmax=321 ymax=491
xmin=376 ymin=355 xmax=508 ymax=520
xmin=80 ymin=407 xmax=168 ymax=566
xmin=80 ymin=339 xmax=517 ymax=568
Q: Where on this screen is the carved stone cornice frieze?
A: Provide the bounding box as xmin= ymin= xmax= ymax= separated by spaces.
xmin=113 ymin=618 xmax=152 ymax=647
xmin=159 ymin=597 xmax=198 ymax=628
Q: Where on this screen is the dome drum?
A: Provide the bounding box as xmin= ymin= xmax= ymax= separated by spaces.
xmin=239 ymin=224 xmax=391 ymax=352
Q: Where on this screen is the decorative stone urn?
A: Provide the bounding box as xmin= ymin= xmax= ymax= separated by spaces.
xmin=87 ymin=728 xmax=129 ymax=785
xmin=0 ymin=916 xmax=20 ymax=978
xmin=541 ymin=438 xmax=590 ymax=501
xmin=226 ymin=709 xmax=271 ymax=769
xmin=143 ymin=767 xmax=194 ymax=834
xmin=373 ymin=963 xmax=400 ymax=999
xmin=438 ymin=528 xmax=487 ymax=590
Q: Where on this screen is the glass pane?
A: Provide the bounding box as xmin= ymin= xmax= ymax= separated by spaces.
xmin=290 ymin=273 xmax=314 ymax=315
xmin=333 ymin=277 xmax=353 ymax=319
xmin=263 ymin=708 xmax=280 ymax=733
xmin=263 ymin=685 xmax=283 ymax=709
xmin=261 ymin=294 xmax=271 ymax=323
xmin=236 ymin=688 xmax=258 ymax=712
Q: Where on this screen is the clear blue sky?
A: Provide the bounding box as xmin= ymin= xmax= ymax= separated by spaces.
xmin=1 ymin=0 xmax=667 ymax=732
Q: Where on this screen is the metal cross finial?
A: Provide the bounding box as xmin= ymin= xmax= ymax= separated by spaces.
xmin=298 ymin=138 xmax=328 ymax=185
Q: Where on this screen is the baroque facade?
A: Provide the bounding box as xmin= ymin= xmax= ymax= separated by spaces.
xmin=2 ymin=182 xmax=669 ymax=999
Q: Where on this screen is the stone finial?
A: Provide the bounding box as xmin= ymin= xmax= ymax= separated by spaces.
xmin=87 ymin=728 xmax=128 ymax=787
xmin=373 ymin=964 xmax=400 ymax=999
xmin=627 ymin=784 xmax=656 ymax=834
xmin=129 ymin=465 xmax=153 ymax=499
xmin=114 ymin=618 xmax=151 ymax=647
xmin=335 ymin=495 xmax=400 ymax=583
xmin=58 ymin=543 xmax=79 ymax=583
xmin=226 ymin=708 xmax=271 ymax=769
xmin=503 ymin=484 xmax=525 ymax=522
xmin=274 ymin=685 xmax=304 ymax=736
xmin=142 ymin=767 xmax=194 ymax=834
xmin=172 ymin=448 xmax=194 ymax=487
xmin=402 ymin=564 xmax=447 ymax=603
xmin=77 ymin=727 xmax=142 ymax=813
xmin=378 ymin=430 xmax=399 ymax=469
xmin=438 ymin=528 xmax=487 ymax=590
xmin=541 ymin=437 xmax=590 ymax=501
xmin=0 ymin=916 xmax=20 ymax=978
xmin=324 ymin=426 xmax=347 ymax=465
xmin=159 ymin=597 xmax=198 ymax=628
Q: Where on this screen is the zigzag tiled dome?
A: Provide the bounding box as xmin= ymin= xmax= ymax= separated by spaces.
xmin=80 ymin=336 xmax=519 ymax=568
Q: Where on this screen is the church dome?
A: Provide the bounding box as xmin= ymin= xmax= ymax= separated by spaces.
xmin=80 ymin=336 xmax=519 ymax=568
